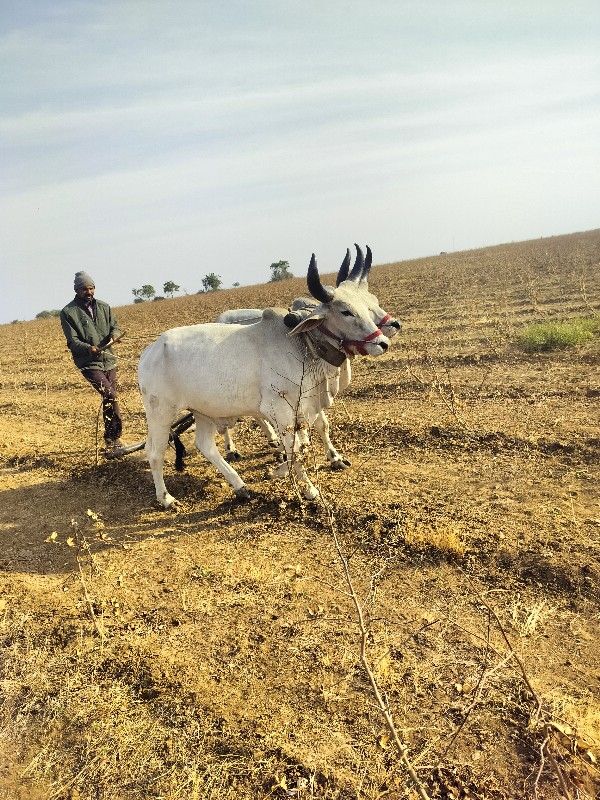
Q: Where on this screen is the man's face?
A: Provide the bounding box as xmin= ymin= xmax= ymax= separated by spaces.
xmin=76 ymin=285 xmax=95 ymax=302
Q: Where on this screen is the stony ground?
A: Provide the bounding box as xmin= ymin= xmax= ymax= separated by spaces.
xmin=1 ymin=230 xmax=599 ymax=799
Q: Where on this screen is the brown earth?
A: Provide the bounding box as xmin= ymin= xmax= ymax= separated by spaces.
xmin=0 ymin=230 xmax=599 ymax=799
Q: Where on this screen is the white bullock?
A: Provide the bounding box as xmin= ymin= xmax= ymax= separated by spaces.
xmin=138 ymin=251 xmax=390 ymax=507
xmin=216 ymin=245 xmax=401 ymax=468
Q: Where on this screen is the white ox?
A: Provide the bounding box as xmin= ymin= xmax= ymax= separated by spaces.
xmin=138 ymin=251 xmax=390 ymax=507
xmin=215 ymin=245 xmax=401 ymax=468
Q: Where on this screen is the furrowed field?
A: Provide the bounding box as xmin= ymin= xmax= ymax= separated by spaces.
xmin=1 ymin=230 xmax=599 ymax=800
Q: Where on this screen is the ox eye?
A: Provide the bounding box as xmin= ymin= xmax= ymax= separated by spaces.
xmin=342 ymin=310 xmax=354 ymax=317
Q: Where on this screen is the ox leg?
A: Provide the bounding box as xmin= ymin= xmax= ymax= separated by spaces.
xmin=313 ymin=410 xmax=351 ymax=470
xmin=194 ymin=416 xmax=251 ymax=501
xmin=145 ymin=412 xmax=178 ymax=509
xmin=268 ymin=423 xmax=319 ymax=501
xmin=223 ymin=426 xmax=242 ymax=463
xmin=255 ymin=417 xmax=281 ymax=449
xmin=255 ymin=417 xmax=284 ymax=462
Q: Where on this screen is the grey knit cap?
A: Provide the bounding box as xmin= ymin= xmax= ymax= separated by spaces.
xmin=74 ymin=270 xmax=95 ymax=290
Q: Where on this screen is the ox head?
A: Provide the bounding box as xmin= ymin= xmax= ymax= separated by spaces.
xmin=335 ymin=245 xmax=402 ymax=339
xmin=287 ymin=253 xmax=390 ymax=357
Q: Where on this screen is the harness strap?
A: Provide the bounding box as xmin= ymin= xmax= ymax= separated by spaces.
xmin=319 ymin=324 xmax=383 ymax=355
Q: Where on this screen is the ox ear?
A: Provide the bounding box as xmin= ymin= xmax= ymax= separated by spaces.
xmin=286 ymin=306 xmax=327 ymax=336
xmin=336 ymin=248 xmax=351 ymax=286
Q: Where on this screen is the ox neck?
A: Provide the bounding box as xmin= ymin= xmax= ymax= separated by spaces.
xmin=303 ymin=328 xmax=349 ymax=368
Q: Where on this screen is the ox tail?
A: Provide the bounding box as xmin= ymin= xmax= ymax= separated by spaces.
xmin=172 ymin=433 xmax=186 ymax=472
xmin=170 ymin=411 xmax=195 ymax=472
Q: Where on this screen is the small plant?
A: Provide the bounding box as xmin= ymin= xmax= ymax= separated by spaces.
xmin=132 ymin=285 xmax=156 ymax=302
xmin=162 ymin=280 xmax=180 ymax=298
xmin=199 ymin=273 xmax=222 ymax=292
xmin=35 ymin=309 xmax=61 ymax=319
xmin=518 ymin=318 xmax=597 ymax=352
xmin=269 ymin=260 xmax=293 ymax=282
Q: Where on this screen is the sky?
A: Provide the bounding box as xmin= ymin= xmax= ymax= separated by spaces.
xmin=1 ymin=0 xmax=599 ymax=324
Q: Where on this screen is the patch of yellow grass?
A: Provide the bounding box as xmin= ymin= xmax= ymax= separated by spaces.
xmin=403 ymin=520 xmax=467 ymax=558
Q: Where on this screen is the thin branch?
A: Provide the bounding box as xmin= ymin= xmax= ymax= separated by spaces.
xmin=76 ymin=553 xmax=105 ymax=642
xmin=321 ymin=499 xmax=431 ymax=800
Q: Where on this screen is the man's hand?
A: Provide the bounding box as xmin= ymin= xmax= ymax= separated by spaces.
xmin=87 ymin=344 xmax=100 ymax=355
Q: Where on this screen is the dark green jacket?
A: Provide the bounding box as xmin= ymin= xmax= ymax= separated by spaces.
xmin=60 ymin=297 xmax=122 ymax=371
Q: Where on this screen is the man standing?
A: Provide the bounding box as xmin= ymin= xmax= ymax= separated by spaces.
xmin=60 ymin=271 xmax=125 ymax=451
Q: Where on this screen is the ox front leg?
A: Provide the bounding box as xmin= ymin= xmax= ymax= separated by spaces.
xmin=314 ymin=410 xmax=351 ymax=470
xmin=255 ymin=417 xmax=284 ymax=461
xmin=273 ymin=426 xmax=319 ymax=501
xmin=195 ymin=416 xmax=251 ymax=501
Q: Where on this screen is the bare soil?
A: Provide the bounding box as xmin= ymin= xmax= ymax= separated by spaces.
xmin=1 ymin=230 xmax=599 ymax=799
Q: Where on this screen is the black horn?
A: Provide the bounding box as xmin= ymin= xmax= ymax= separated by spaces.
xmin=307 ymin=254 xmax=334 ymax=304
xmin=348 ymin=244 xmax=365 ymax=282
xmin=335 ymin=248 xmax=351 ymax=286
xmin=363 ymin=245 xmax=373 ymax=282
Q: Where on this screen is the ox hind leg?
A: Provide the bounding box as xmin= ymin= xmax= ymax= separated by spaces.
xmin=194 ymin=415 xmax=251 ymax=501
xmin=144 ymin=404 xmax=179 ymax=509
xmin=223 ymin=426 xmax=242 ymax=463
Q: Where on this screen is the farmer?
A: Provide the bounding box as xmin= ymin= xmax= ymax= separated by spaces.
xmin=60 ymin=271 xmax=126 ymax=451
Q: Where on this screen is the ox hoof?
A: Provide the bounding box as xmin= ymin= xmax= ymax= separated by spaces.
xmin=268 ymin=440 xmax=282 ymax=449
xmin=331 ymin=458 xmax=351 ymax=471
xmin=302 ymin=487 xmax=320 ymax=502
xmin=225 ymin=450 xmax=242 ymax=463
xmin=158 ymin=494 xmax=177 ymax=510
xmin=269 ymin=463 xmax=290 ymax=479
xmin=234 ymin=487 xmax=251 ymax=502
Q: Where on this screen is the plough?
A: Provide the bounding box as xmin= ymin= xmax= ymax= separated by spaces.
xmin=105 ymin=411 xmax=195 ymax=464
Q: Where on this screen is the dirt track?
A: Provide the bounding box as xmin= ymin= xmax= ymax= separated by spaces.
xmin=1 ymin=231 xmax=599 ymax=799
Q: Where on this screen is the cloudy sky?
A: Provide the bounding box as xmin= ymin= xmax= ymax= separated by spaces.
xmin=1 ymin=0 xmax=599 ymax=323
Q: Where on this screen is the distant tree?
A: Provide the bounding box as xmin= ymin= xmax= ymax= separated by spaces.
xmin=200 ymin=273 xmax=223 ymax=292
xmin=163 ymin=281 xmax=180 ymax=298
xmin=36 ymin=309 xmax=61 ymax=319
xmin=132 ymin=285 xmax=156 ymax=301
xmin=269 ymin=260 xmax=293 ymax=282
xmin=232 ymin=282 xmax=240 ymax=288
xmin=153 ymin=296 xmax=165 ymax=301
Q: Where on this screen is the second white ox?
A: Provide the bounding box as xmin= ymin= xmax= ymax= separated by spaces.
xmin=138 ymin=252 xmax=390 ymax=508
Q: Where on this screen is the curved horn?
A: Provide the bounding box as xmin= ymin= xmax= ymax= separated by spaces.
xmin=307 ymin=254 xmax=334 ymax=304
xmin=362 ymin=245 xmax=373 ymax=282
xmin=348 ymin=243 xmax=365 ymax=282
xmin=335 ymin=248 xmax=351 ymax=286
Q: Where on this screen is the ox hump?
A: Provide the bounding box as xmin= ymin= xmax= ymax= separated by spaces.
xmin=262 ymin=307 xmax=289 ymax=321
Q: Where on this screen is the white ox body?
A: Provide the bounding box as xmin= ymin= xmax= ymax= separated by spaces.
xmin=138 ymin=275 xmax=389 ymax=507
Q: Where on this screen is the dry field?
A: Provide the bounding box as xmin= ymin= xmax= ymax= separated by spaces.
xmin=1 ymin=230 xmax=599 ymax=800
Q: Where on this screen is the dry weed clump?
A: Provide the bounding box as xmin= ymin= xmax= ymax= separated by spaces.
xmin=402 ymin=519 xmax=467 ymax=559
